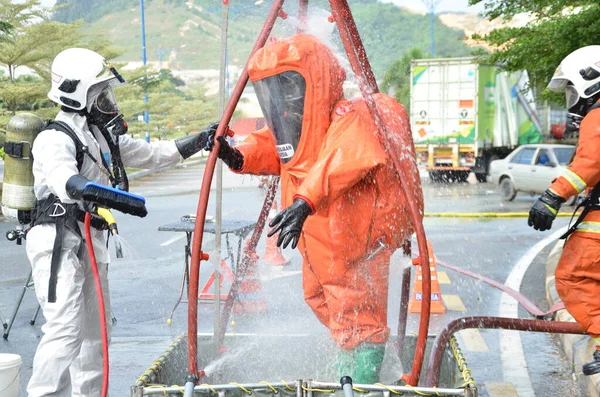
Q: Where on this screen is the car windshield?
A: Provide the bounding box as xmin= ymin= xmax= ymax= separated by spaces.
xmin=553 ymin=147 xmax=575 ymax=165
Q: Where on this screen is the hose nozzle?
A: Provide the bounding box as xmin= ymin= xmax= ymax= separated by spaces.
xmin=96 ymin=207 xmax=123 ymax=258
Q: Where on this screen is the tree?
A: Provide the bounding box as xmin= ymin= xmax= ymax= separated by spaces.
xmin=115 ymin=67 xmax=219 ymax=140
xmin=380 ymin=48 xmax=426 ymax=112
xmin=469 ymin=0 xmax=599 ymax=99
xmin=0 ymin=0 xmax=122 ymax=123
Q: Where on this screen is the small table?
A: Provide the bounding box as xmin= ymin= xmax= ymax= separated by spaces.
xmin=158 ymin=216 xmax=256 ymax=323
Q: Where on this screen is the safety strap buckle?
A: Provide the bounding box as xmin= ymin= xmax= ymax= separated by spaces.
xmin=49 ymin=202 xmax=67 ymax=217
xmin=4 ymin=141 xmax=31 ymax=159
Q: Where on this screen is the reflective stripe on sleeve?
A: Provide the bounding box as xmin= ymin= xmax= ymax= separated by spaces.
xmin=563 ymin=169 xmax=587 ymax=193
xmin=576 ymin=221 xmax=600 ymax=234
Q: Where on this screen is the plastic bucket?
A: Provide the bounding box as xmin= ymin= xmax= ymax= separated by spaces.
xmin=0 ymin=353 xmax=22 ymax=397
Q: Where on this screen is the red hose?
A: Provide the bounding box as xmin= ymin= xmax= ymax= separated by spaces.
xmin=187 ymin=0 xmax=286 ymax=380
xmin=84 ymin=212 xmax=109 ymax=397
xmin=329 ymin=0 xmax=430 ymax=385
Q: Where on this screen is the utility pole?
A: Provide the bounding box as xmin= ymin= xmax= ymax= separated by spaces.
xmin=213 ymin=0 xmax=229 ymax=349
xmin=422 ymin=0 xmax=441 ymax=57
xmin=141 ymin=0 xmax=150 ymax=142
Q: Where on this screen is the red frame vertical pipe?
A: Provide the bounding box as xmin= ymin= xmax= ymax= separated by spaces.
xmin=188 ymin=0 xmax=285 ymax=379
xmin=329 ymin=0 xmax=431 ymax=386
xmin=298 ymin=0 xmax=309 ymax=32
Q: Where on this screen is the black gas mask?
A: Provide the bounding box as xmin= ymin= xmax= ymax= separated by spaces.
xmin=88 ymin=87 xmax=128 ymax=136
xmin=565 ymin=83 xmax=600 ymax=135
xmin=253 ymin=71 xmax=306 ymax=163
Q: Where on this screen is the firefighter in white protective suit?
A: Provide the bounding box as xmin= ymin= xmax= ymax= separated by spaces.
xmin=26 ymin=48 xmax=218 ymax=397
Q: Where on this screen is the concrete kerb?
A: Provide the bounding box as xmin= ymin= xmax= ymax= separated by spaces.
xmin=545 ymin=240 xmax=600 ymax=395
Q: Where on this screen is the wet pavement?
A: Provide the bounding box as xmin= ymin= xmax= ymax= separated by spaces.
xmin=0 ymin=166 xmax=584 ymax=396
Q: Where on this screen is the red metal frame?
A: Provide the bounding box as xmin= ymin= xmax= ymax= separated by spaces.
xmin=328 ymin=0 xmax=431 ymax=385
xmin=188 ymin=0 xmax=432 ymax=386
xmin=187 ymin=0 xmax=285 ymax=379
xmin=424 ymin=316 xmax=585 ymax=387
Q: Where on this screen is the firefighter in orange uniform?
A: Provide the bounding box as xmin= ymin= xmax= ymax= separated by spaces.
xmin=529 ymin=45 xmax=600 ymax=375
xmin=210 ymin=34 xmax=423 ymax=383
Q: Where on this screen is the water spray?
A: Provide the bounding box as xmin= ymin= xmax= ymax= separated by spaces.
xmin=96 ymin=207 xmax=123 ymax=258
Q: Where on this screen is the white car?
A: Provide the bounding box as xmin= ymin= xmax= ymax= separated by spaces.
xmin=489 ymin=144 xmax=577 ymax=202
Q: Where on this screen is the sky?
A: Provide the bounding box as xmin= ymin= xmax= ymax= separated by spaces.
xmin=38 ymin=0 xmax=485 ymax=14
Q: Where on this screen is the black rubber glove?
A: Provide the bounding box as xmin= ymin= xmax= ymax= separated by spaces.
xmin=208 ymin=135 xmax=244 ymax=171
xmin=528 ymin=189 xmax=565 ymax=231
xmin=267 ymin=198 xmax=312 ymax=249
xmin=175 ymin=121 xmax=219 ymax=159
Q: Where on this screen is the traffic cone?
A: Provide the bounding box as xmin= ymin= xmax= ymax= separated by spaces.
xmin=408 ymin=240 xmax=446 ymax=314
xmin=235 ymin=242 xmax=268 ymax=313
xmin=261 ymin=199 xmax=290 ymax=267
xmin=198 ymin=259 xmax=234 ymax=301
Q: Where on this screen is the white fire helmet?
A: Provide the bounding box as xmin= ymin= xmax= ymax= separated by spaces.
xmin=548 ymin=45 xmax=600 ymax=110
xmin=48 ymin=48 xmax=126 ymax=112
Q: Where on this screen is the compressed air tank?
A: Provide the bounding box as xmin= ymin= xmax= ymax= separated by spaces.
xmin=1 ymin=113 xmax=45 ymax=221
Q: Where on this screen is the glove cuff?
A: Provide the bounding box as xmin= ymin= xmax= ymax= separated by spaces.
xmin=545 ymin=188 xmax=566 ymax=204
xmin=66 ymin=174 xmax=91 ymax=200
xmin=293 ymin=195 xmax=315 ymax=214
xmin=175 ymin=132 xmax=208 ymax=159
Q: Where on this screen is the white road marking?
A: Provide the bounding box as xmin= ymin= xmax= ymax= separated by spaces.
xmin=499 ymin=226 xmax=567 ymax=397
xmin=161 ymin=235 xmax=186 ymax=247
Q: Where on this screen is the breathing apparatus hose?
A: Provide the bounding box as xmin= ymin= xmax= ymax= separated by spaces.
xmin=84 ymin=212 xmax=110 ymax=397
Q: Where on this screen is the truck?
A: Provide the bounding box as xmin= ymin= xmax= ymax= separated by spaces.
xmin=410 ymin=57 xmax=544 ymax=183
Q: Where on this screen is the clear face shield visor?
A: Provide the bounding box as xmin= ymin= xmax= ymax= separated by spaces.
xmin=253 ymin=71 xmax=306 ymax=163
xmin=92 ymin=86 xmax=120 ymax=115
xmin=565 ymin=85 xmax=580 ymax=110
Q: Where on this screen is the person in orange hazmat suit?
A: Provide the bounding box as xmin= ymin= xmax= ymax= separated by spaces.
xmin=528 ymin=45 xmax=600 ymax=376
xmin=209 ymin=34 xmax=423 ymax=383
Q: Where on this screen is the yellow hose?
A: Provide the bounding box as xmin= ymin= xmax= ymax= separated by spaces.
xmin=424 ymin=212 xmax=579 ymax=218
xmin=97 ymin=207 xmax=118 ymax=233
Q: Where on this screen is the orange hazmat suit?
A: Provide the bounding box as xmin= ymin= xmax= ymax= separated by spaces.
xmin=551 ymin=106 xmax=600 ymax=338
xmin=233 ymin=34 xmax=423 ymax=351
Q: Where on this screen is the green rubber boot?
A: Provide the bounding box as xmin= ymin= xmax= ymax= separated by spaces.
xmin=337 ymin=344 xmax=385 ymax=384
xmin=336 ymin=348 xmax=355 ymax=380
xmin=353 ymin=343 xmax=385 ymax=384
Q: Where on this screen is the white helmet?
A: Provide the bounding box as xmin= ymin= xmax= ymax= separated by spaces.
xmin=548 ymin=45 xmax=600 ymax=110
xmin=48 ymin=48 xmax=126 ymax=111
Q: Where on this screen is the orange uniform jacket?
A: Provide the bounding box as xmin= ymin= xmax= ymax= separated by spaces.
xmin=552 ymin=106 xmax=600 ymax=337
xmin=550 ymin=107 xmax=600 ymax=236
xmin=234 ymin=34 xmax=423 ymax=349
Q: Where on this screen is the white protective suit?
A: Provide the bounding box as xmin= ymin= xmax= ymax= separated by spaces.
xmin=26 ymin=111 xmax=182 ymax=397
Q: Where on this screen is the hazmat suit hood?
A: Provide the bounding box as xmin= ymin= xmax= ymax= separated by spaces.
xmin=248 ymin=34 xmax=346 ymax=171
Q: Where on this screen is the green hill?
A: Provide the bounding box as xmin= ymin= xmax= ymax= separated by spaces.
xmin=54 ymin=0 xmax=472 ymax=77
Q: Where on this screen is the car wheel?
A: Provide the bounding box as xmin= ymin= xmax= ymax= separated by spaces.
xmin=499 ymin=177 xmax=517 ymax=201
xmin=457 ymin=171 xmax=469 ymax=183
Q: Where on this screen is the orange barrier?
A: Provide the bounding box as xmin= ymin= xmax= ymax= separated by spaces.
xmin=408 ymin=241 xmax=446 ymax=314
